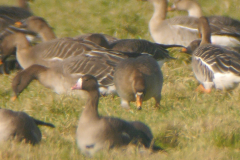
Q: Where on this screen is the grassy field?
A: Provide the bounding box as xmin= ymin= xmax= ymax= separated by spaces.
xmin=1 ymin=0 xmax=240 ymax=159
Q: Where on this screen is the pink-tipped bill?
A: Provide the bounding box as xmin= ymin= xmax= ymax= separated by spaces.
xmin=71 ymin=78 xmax=83 ymax=90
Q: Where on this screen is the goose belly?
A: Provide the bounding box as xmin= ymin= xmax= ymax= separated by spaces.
xmin=211 ymin=36 xmax=240 ymax=47
xmin=213 ymin=72 xmax=240 ymax=90
xmin=99 ymin=85 xmax=116 ymax=95
xmin=0 ymin=121 xmax=14 ymax=142
xmin=76 ymin=122 xmax=107 ymax=156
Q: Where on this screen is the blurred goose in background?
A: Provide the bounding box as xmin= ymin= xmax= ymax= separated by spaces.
xmin=114 ymin=55 xmax=163 ymax=110
xmin=141 ymin=0 xmax=199 ymax=46
xmin=142 ymin=0 xmax=240 ymax=47
xmin=0 ymin=108 xmax=55 ymax=145
xmin=169 ymin=0 xmax=240 ymax=47
xmin=71 ymin=74 xmax=162 ymax=156
xmin=0 ymin=0 xmax=33 ymax=21
xmin=11 ymin=49 xmax=140 ymax=100
xmin=192 ymin=16 xmax=240 ymax=93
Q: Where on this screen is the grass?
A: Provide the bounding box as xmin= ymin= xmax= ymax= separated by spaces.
xmin=1 ymin=0 xmax=240 ymax=159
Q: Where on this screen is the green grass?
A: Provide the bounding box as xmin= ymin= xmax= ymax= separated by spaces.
xmin=1 ymin=0 xmax=240 ymax=159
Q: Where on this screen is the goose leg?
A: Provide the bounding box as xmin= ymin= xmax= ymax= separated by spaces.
xmin=196 ymin=84 xmax=211 ymax=93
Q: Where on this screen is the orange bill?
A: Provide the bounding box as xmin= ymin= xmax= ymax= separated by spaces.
xmin=136 ymin=92 xmax=143 ymax=110
xmin=14 ymin=21 xmax=22 ymax=27
xmin=181 ymin=47 xmax=188 ymax=52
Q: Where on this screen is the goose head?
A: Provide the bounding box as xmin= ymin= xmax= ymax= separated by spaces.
xmin=72 ymin=75 xmax=99 ymax=92
xmin=169 ymin=0 xmax=202 ymax=17
xmin=15 ymin=16 xmax=56 ymax=41
xmin=198 ymin=16 xmax=211 ymax=46
xmin=84 ymin=34 xmax=110 ymax=49
xmin=181 ymin=39 xmax=201 ymax=54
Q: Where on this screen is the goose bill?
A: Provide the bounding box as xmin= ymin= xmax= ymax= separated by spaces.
xmin=71 ymin=78 xmax=83 ymax=90
xmin=136 ymin=92 xmax=143 ymax=110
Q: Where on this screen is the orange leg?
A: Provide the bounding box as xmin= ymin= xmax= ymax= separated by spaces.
xmin=196 ymin=84 xmax=211 ymax=93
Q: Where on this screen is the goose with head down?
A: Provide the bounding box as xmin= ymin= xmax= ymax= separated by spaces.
xmin=192 ymin=16 xmax=240 ymax=93
xmin=169 ymin=0 xmax=240 ymax=47
xmin=11 ymin=49 xmax=142 ymax=100
xmin=0 ymin=108 xmax=54 ymax=145
xmin=71 ymin=74 xmax=162 ymax=156
xmin=114 ymin=55 xmax=163 ymax=110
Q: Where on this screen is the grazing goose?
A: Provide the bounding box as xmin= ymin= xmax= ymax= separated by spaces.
xmin=192 ymin=17 xmax=240 ymax=93
xmin=71 ymin=74 xmax=161 ymax=156
xmin=109 ymin=39 xmax=181 ymax=67
xmin=114 ymin=55 xmax=163 ymax=110
xmin=169 ymin=0 xmax=240 ymax=47
xmin=11 ymin=50 xmax=135 ymax=100
xmin=0 ymin=108 xmax=55 ymax=145
xmin=0 ymin=0 xmax=33 ymax=21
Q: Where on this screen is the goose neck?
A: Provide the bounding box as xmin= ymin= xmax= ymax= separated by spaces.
xmin=40 ymin=27 xmax=57 ymax=41
xmin=149 ymin=0 xmax=167 ymax=32
xmin=81 ymin=90 xmax=100 ymax=122
xmin=18 ymin=0 xmax=30 ymax=11
xmin=151 ymin=0 xmax=167 ymax=21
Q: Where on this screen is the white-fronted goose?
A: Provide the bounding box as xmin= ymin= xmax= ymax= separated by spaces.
xmin=0 ymin=33 xmax=104 ymax=69
xmin=71 ymin=74 xmax=162 ymax=155
xmin=169 ymin=0 xmax=240 ymax=47
xmin=114 ymin=55 xmax=163 ymax=110
xmin=192 ymin=17 xmax=240 ymax=93
xmin=16 ymin=16 xmax=57 ymax=41
xmin=141 ymin=0 xmax=199 ymax=46
xmin=0 ymin=0 xmax=33 ymax=21
xmin=142 ymin=0 xmax=240 ymax=47
xmin=11 ymin=49 xmax=134 ymax=99
xmin=109 ymin=39 xmax=181 ymax=67
xmin=0 ymin=108 xmax=55 ymax=145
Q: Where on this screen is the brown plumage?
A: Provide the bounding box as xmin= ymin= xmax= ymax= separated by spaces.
xmin=0 ymin=108 xmax=54 ymax=145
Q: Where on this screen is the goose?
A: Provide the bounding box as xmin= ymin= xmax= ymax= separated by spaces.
xmin=11 ymin=50 xmax=135 ymax=100
xmin=192 ymin=16 xmax=240 ymax=93
xmin=16 ymin=16 xmax=57 ymax=41
xmin=114 ymin=55 xmax=163 ymax=110
xmin=71 ymin=74 xmax=162 ymax=156
xmin=0 ymin=0 xmax=33 ymax=21
xmin=169 ymin=0 xmax=240 ymax=47
xmin=0 ymin=108 xmax=55 ymax=145
xmin=182 ymin=39 xmax=240 ymax=55
xmin=0 ymin=32 xmax=104 ymax=69
xmin=74 ymin=33 xmax=118 ymax=47
xmin=142 ymin=0 xmax=240 ymax=47
xmin=141 ymin=0 xmax=199 ymax=46
xmin=109 ymin=39 xmax=182 ymax=67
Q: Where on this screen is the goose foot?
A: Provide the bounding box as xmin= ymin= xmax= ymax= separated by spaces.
xmin=196 ymin=84 xmax=211 ymax=93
